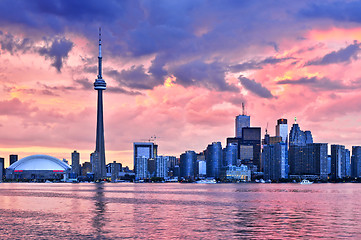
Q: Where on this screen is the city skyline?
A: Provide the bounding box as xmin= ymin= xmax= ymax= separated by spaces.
xmin=1 ymin=1 xmax=361 ymax=167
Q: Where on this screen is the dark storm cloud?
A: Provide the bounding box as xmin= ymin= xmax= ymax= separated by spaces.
xmin=277 ymin=76 xmax=361 ymax=91
xmin=0 ymin=32 xmax=33 ymax=54
xmin=306 ymin=41 xmax=360 ymax=66
xmin=0 ymin=0 xmax=350 ymax=92
xmin=238 ymin=76 xmax=273 ymax=98
xmin=107 ymin=65 xmax=164 ymax=90
xmin=38 ymin=38 xmax=74 ymax=72
xmin=300 ymin=1 xmax=361 ymax=23
xmin=173 ymin=60 xmax=239 ymax=92
xmin=229 ymin=57 xmax=293 ymax=72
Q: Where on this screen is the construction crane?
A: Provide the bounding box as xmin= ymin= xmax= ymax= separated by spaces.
xmin=140 ymin=135 xmax=157 ymax=143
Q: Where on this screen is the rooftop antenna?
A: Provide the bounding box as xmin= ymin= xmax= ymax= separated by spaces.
xmin=265 ymin=122 xmax=268 ymax=135
xmin=242 ymin=102 xmax=245 ymax=115
xmin=294 ymin=116 xmax=297 ymax=124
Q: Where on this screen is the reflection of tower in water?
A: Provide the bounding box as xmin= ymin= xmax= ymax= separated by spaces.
xmin=92 ymin=184 xmax=107 ymax=238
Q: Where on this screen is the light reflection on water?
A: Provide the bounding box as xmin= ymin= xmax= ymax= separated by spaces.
xmin=0 ymin=183 xmax=361 ymax=239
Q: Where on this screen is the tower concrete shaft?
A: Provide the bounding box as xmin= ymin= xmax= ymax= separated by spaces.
xmin=94 ymin=28 xmax=106 ymax=180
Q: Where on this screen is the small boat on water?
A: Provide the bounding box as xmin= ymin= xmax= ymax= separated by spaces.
xmin=196 ymin=179 xmax=217 ymax=184
xmin=300 ymin=179 xmax=313 ymax=184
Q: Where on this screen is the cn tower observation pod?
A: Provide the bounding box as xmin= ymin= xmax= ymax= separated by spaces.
xmin=6 ymin=154 xmax=71 ymax=181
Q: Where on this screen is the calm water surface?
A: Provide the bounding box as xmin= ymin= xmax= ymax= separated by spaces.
xmin=0 ymin=183 xmax=360 ymax=239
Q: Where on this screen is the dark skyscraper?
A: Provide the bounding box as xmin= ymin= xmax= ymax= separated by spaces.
xmin=94 ymin=28 xmax=107 ymax=180
xmin=180 ymin=151 xmax=196 ymax=179
xmin=206 ymin=142 xmax=223 ymax=178
xmin=9 ymin=154 xmax=18 ymax=166
xmin=71 ymin=150 xmax=80 ymax=176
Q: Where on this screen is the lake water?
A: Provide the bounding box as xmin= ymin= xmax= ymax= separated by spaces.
xmin=0 ymin=183 xmax=360 ymax=239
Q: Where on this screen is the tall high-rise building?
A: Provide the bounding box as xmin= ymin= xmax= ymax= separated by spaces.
xmin=0 ymin=157 xmax=4 ymax=181
xmin=180 ymin=151 xmax=196 ymax=179
xmin=345 ymin=149 xmax=351 ymax=177
xmin=351 ymin=146 xmax=361 ymax=178
xmin=133 ymin=142 xmax=158 ymax=180
xmin=331 ymin=144 xmax=346 ymax=179
xmin=242 ymin=127 xmax=261 ymax=171
xmin=235 ymin=106 xmax=250 ymax=138
xmin=71 ymin=150 xmax=80 ymax=176
xmin=288 ymin=120 xmax=314 ymax=175
xmin=224 ymin=143 xmax=237 ymax=166
xmin=154 ymin=156 xmax=167 ymax=179
xmin=275 ymin=119 xmax=288 ymax=143
xmin=9 ymin=154 xmax=18 ymax=166
xmin=206 ymin=142 xmax=223 ymax=178
xmin=93 ymin=28 xmax=107 ymax=180
xmin=263 ymin=142 xmax=288 ymax=181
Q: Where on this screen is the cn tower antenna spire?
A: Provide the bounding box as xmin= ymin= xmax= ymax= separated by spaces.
xmin=98 ymin=27 xmax=102 ymax=79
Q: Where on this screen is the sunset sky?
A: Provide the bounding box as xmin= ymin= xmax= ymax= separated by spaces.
xmin=1 ymin=0 xmax=361 ymax=168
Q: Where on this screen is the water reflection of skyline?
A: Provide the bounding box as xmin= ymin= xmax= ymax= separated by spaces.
xmin=92 ymin=183 xmax=107 ymax=239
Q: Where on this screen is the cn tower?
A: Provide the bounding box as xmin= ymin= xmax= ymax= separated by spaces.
xmin=93 ymin=28 xmax=106 ymax=180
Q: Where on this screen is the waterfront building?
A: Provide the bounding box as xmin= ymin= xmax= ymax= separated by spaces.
xmin=263 ymin=142 xmax=288 ymax=181
xmin=71 ymin=150 xmax=80 ymax=176
xmin=133 ymin=142 xmax=158 ymax=180
xmin=222 ymin=164 xmax=251 ymax=181
xmin=206 ymin=142 xmax=223 ymax=178
xmin=6 ymin=155 xmax=71 ymax=181
xmin=155 ymin=156 xmax=168 ymax=179
xmin=288 ymin=120 xmax=313 ymax=175
xmin=345 ymin=149 xmax=351 ymax=178
xmin=275 ymin=118 xmax=288 ymax=143
xmin=90 ymin=151 xmax=101 ymax=179
xmin=351 ymin=146 xmax=361 ymax=178
xmin=106 ymin=161 xmax=121 ymax=182
xmin=197 ymin=160 xmax=207 ymax=178
xmin=93 ymin=28 xmax=107 ymax=180
xmin=81 ymin=162 xmax=92 ymax=176
xmin=226 ymin=137 xmax=242 ymax=159
xmin=180 ymin=151 xmax=196 ymax=179
xmin=242 ymin=127 xmax=261 ymax=171
xmin=288 ymin=143 xmax=327 ymax=178
xmin=235 ymin=115 xmax=250 ymax=138
xmin=331 ymin=144 xmax=347 ymax=179
xmin=9 ymin=154 xmax=18 ymax=166
xmin=0 ymin=157 xmax=4 ymax=181
xmin=135 ymin=156 xmax=148 ymax=180
xmin=224 ymin=143 xmax=237 ymax=166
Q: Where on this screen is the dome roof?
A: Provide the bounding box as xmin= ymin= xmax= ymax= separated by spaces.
xmin=8 ymin=154 xmax=71 ymax=171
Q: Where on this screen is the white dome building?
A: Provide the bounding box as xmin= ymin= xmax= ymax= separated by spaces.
xmin=6 ymin=154 xmax=71 ymax=181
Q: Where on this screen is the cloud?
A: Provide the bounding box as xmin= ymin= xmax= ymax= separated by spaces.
xmin=0 ymin=98 xmax=37 ymax=116
xmin=38 ymin=37 xmax=73 ymax=72
xmin=277 ymin=76 xmax=361 ymax=91
xmin=300 ymin=1 xmax=361 ymax=23
xmin=107 ymin=65 xmax=164 ymax=90
xmin=172 ymin=60 xmax=239 ymax=92
xmin=306 ymin=41 xmax=360 ymax=66
xmin=238 ymin=76 xmax=274 ymax=98
xmin=0 ymin=32 xmax=33 ymax=54
xmin=229 ymin=57 xmax=293 ymax=72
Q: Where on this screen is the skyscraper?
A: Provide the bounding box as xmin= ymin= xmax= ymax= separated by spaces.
xmin=71 ymin=150 xmax=80 ymax=176
xmin=235 ymin=115 xmax=250 ymax=138
xmin=235 ymin=103 xmax=250 ymax=138
xmin=206 ymin=142 xmax=223 ymax=178
xmin=0 ymin=157 xmax=4 ymax=181
xmin=180 ymin=151 xmax=196 ymax=179
xmin=331 ymin=144 xmax=346 ymax=180
xmin=133 ymin=142 xmax=158 ymax=180
xmin=351 ymin=146 xmax=361 ymax=178
xmin=93 ymin=28 xmax=107 ymax=180
xmin=9 ymin=154 xmax=18 ymax=166
xmin=275 ymin=118 xmax=288 ymax=143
